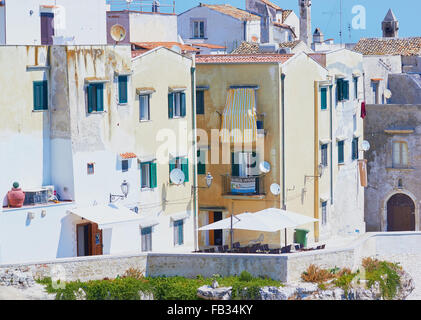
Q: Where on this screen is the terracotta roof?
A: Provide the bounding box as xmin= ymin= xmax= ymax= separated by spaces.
xmin=201 ymin=4 xmax=260 ymax=21
xmin=120 ymin=153 xmax=137 ymax=159
xmin=196 ymin=54 xmax=293 ymax=64
xmin=279 ymin=40 xmax=302 ymax=49
xmin=131 ymin=42 xmax=199 ymax=52
xmin=231 ymin=41 xmax=301 ymax=55
xmin=273 ymin=22 xmax=296 ymax=37
xmin=192 ymin=43 xmax=227 ymax=49
xmin=261 ymin=0 xmax=282 ymax=10
xmin=353 ymin=37 xmax=421 ymax=56
xmin=282 ymin=9 xmax=293 ymax=22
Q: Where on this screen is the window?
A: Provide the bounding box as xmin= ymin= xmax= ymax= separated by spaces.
xmin=140 ymin=95 xmax=150 ymax=121
xmin=192 ymin=20 xmax=205 ymax=38
xmin=392 ymin=141 xmax=409 ymax=168
xmin=321 ymin=87 xmax=327 ymax=110
xmin=33 ymin=81 xmax=48 ymax=111
xmin=122 ymin=160 xmax=129 ymax=172
xmin=168 ymin=92 xmax=186 ymax=118
xmin=87 ymin=83 xmax=104 ymax=113
xmin=338 ymin=140 xmax=345 ymax=164
xmin=140 ymin=162 xmax=157 ymax=189
xmin=231 ymin=152 xmax=257 ymax=177
xmin=174 ymin=220 xmax=184 ymax=246
xmin=197 ymin=150 xmax=206 ymax=175
xmin=372 ymin=81 xmax=380 ymax=104
xmin=353 ymin=77 xmax=358 ymax=100
xmin=336 ymin=79 xmax=349 ymax=102
xmin=321 ymin=201 xmax=327 ymax=226
xmin=352 ymin=137 xmax=359 ymax=161
xmin=118 ymin=76 xmax=128 ymax=104
xmin=141 ymin=227 xmax=152 ymax=252
xmin=87 ymin=163 xmax=95 ymax=175
xmin=169 ymin=157 xmax=189 ymax=183
xmin=196 ymin=90 xmax=205 ymax=115
xmin=40 ymin=12 xmax=54 ymax=45
xmin=321 ymin=144 xmax=328 ymax=167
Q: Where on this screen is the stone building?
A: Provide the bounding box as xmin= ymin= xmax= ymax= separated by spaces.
xmin=364 ymin=104 xmax=421 ymax=232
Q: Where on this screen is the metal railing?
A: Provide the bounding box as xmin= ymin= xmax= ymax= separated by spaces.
xmin=221 ymin=174 xmax=266 ymax=196
xmin=107 ymin=0 xmax=176 ymax=14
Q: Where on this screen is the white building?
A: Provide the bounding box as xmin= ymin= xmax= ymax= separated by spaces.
xmin=0 ymin=0 xmax=107 ymax=45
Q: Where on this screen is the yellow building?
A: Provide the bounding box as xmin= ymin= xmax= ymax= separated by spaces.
xmin=195 ymin=52 xmax=330 ymax=249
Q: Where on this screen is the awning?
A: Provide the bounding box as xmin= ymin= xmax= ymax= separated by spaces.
xmin=136 ymin=87 xmax=156 ymax=95
xmin=67 ymin=204 xmax=144 ymax=229
xmin=221 ymin=88 xmax=257 ymax=144
xmin=85 ymin=77 xmax=109 ymax=84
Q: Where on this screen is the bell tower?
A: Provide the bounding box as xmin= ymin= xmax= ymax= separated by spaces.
xmin=382 ymin=9 xmax=399 ymax=38
xmin=299 ymin=0 xmax=312 ymax=46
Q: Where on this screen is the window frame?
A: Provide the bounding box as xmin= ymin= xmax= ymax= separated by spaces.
xmin=192 ymin=20 xmax=205 ymax=39
xmin=33 ymin=80 xmax=48 ymax=111
xmin=87 ymin=163 xmax=95 ymax=175
xmin=353 ymin=77 xmax=358 ymax=100
xmin=87 ymin=83 xmax=104 ymax=113
xmin=321 ymin=201 xmax=327 ymax=226
xmin=352 ymin=137 xmax=359 ymax=161
xmin=118 ymin=75 xmax=128 ymax=104
xmin=122 ymin=159 xmax=129 ymax=172
xmin=321 ymin=144 xmax=328 ymax=167
xmin=392 ymin=141 xmax=409 ymax=168
xmin=338 ymin=140 xmax=345 ymax=164
xmin=197 ymin=149 xmax=206 ymax=175
xmin=196 ymin=90 xmax=205 ymax=115
xmin=320 ymin=87 xmax=328 ymax=110
xmin=173 ymin=219 xmax=184 ymax=246
xmin=139 ymin=94 xmax=151 ymax=121
xmin=168 ymin=91 xmax=186 ymax=119
xmin=169 ymin=157 xmax=189 ymax=183
xmin=141 ymin=227 xmax=152 ymax=252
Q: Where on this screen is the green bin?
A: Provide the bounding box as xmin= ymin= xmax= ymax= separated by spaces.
xmin=295 ymin=229 xmax=309 ymax=248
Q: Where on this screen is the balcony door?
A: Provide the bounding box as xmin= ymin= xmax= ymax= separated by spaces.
xmin=232 ymin=151 xmax=258 ymax=177
xmin=41 ymin=12 xmax=55 ymax=45
xmin=77 ymin=222 xmax=103 ymax=256
xmin=208 ymin=212 xmax=223 ymax=246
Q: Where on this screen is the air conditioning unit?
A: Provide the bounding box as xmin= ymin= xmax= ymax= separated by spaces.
xmin=23 ymin=188 xmax=49 ymax=206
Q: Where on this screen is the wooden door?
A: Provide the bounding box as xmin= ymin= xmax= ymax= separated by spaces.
xmin=90 ymin=223 xmax=103 ymax=256
xmin=387 ymin=194 xmax=415 ymax=231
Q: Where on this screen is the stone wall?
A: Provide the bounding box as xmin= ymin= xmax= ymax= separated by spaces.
xmin=1 ymin=232 xmax=419 ymax=283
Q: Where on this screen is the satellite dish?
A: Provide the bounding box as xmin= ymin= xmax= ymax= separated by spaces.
xmin=270 ymin=183 xmax=281 ymax=196
xmin=384 ymin=89 xmax=392 ymax=99
xmin=361 ymin=140 xmax=371 ymax=152
xmin=170 ymin=169 xmax=185 ymax=185
xmin=259 ymin=161 xmax=271 ymax=174
xmin=110 ymin=24 xmax=127 ymax=43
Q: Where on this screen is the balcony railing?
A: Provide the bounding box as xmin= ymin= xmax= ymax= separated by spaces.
xmin=221 ymin=174 xmax=266 ymax=197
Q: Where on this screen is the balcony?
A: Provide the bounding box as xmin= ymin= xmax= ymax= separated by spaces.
xmin=221 ymin=174 xmax=266 ymax=200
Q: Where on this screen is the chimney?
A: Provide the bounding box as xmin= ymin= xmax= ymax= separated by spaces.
xmin=298 ymin=0 xmax=312 ymax=46
xmin=313 ymin=28 xmax=324 ymax=43
xmin=152 ymin=0 xmax=160 ymax=13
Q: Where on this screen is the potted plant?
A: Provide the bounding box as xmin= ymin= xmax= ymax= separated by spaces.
xmin=7 ymin=182 xmax=25 ymax=208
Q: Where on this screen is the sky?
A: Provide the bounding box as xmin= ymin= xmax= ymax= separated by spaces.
xmin=112 ymin=0 xmax=421 ymax=43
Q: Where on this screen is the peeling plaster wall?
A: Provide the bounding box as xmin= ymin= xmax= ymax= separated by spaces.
xmin=365 ymin=104 xmax=421 ymax=232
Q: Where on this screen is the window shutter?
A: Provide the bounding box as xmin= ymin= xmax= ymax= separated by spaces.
xmin=182 ymin=158 xmax=189 ymax=182
xmin=343 ymin=80 xmax=349 ymax=100
xmin=197 ymin=150 xmax=206 ymax=175
xmin=96 ymin=84 xmax=104 ymax=112
xmin=336 ymin=79 xmax=343 ymax=102
xmin=150 ymin=162 xmax=157 ymax=188
xmin=338 ymin=141 xmax=344 ymax=164
xmin=118 ymin=76 xmax=128 ymax=104
xmin=180 ymin=92 xmax=186 ymax=117
xmin=33 ymin=82 xmax=41 ymax=110
xmin=169 ymin=159 xmax=175 ymax=182
xmin=231 ymin=152 xmax=239 ymax=177
xmin=196 ymin=90 xmax=204 ymax=114
xmin=42 ymin=81 xmax=48 ymax=110
xmin=87 ymin=85 xmax=94 ymax=113
xmin=168 ymin=93 xmax=174 ymax=118
xmin=321 ymin=87 xmax=327 ymax=110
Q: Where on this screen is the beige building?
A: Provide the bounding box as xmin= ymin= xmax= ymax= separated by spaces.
xmin=195 ymin=52 xmax=330 ymax=249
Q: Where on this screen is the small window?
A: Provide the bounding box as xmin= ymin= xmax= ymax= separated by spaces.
xmin=168 ymin=92 xmax=186 ymax=118
xmin=87 ymin=83 xmax=104 ymax=113
xmin=322 ymin=201 xmax=327 ymax=225
xmin=338 ymin=140 xmax=345 ymax=164
xmin=196 ymin=90 xmax=205 ymax=115
xmin=33 ymin=81 xmax=48 ymax=111
xmin=352 ymin=137 xmax=359 ymax=161
xmin=140 ymin=162 xmax=157 ymax=189
xmin=321 ymin=144 xmax=328 ymax=167
xmin=140 ymin=95 xmax=150 ymax=121
xmin=174 ymin=220 xmax=184 ymax=246
xmin=336 ymin=79 xmax=349 ymax=102
xmin=321 ymin=87 xmax=327 ymax=110
xmin=353 ymin=77 xmax=358 ymax=100
xmin=392 ymin=141 xmax=409 ymax=168
xmin=87 ymin=163 xmax=95 ymax=175
xmin=141 ymin=227 xmax=152 ymax=252
xmin=197 ymin=150 xmax=206 ymax=175
xmin=193 ymin=20 xmax=205 ymax=38
xmin=169 ymin=157 xmax=189 ymax=183
xmin=118 ymin=76 xmax=128 ymax=104
xmin=122 ymin=160 xmax=129 ymax=172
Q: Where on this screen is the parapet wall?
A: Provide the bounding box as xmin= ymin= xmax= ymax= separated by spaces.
xmin=1 ymin=232 xmax=419 ymax=283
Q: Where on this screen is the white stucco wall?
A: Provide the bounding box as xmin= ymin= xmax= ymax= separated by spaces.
xmin=129 ymin=12 xmax=178 ymax=43
xmin=4 ymin=0 xmax=107 ymax=45
xmin=178 ymin=6 xmax=257 ymax=53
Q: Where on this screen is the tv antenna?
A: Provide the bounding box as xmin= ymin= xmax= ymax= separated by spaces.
xmin=322 ymin=0 xmax=344 ymax=45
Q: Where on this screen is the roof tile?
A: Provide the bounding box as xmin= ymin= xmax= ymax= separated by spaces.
xmin=202 ymin=4 xmax=260 ymax=21
xmin=353 ymin=37 xmax=421 ymax=56
xmin=196 ymin=53 xmax=293 ymax=64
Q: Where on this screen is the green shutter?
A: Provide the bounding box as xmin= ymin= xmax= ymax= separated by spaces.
xmin=337 ymin=79 xmax=343 ymax=102
xmin=338 ymin=141 xmax=344 ymax=164
xmin=150 ymin=162 xmax=157 ymax=188
xmin=321 ymin=87 xmax=327 ymax=110
xmin=33 ymin=81 xmax=48 ymax=110
xmin=196 ymin=90 xmax=204 ymax=115
xmin=96 ymin=84 xmax=104 ymax=112
xmin=87 ymin=84 xmax=94 ymax=113
xmin=197 ymin=150 xmax=206 ymax=175
xmin=118 ymin=76 xmax=128 ymax=104
xmin=180 ymin=92 xmax=186 ymax=117
xmin=343 ymin=80 xmax=349 ymax=100
xmin=231 ymin=152 xmax=239 ymax=177
xmin=33 ymin=82 xmax=41 ymax=110
xmin=168 ymin=93 xmax=174 ymax=118
xmin=169 ymin=159 xmax=175 ymax=183
xmin=182 ymin=158 xmax=189 ymax=182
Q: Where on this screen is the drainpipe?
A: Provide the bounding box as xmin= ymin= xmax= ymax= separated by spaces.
xmin=329 ymin=79 xmax=334 ymax=205
xmin=281 ymin=73 xmax=286 ymax=210
xmin=314 ymin=81 xmax=320 ymax=242
xmin=191 ymin=54 xmax=199 ymax=252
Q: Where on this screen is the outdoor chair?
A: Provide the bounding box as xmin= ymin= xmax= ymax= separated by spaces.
xmin=321 ymin=244 xmax=326 ymax=249
xmin=233 ymin=242 xmax=241 ymax=249
xmin=217 ymin=246 xmax=224 ymax=252
xmin=223 ymin=245 xmax=229 ymax=252
xmin=269 ymin=248 xmax=280 ymax=254
xmin=294 ymin=245 xmax=301 ymax=251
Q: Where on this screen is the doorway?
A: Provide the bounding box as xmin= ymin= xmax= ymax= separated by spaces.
xmin=77 ymin=222 xmax=103 ymax=256
xmin=208 ymin=212 xmax=223 ymax=246
xmin=387 ymin=193 xmax=416 ymax=231
xmin=40 ymin=12 xmax=55 ymax=45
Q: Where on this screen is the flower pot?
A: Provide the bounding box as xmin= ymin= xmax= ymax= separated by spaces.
xmin=7 ymin=188 xmax=25 ymax=208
